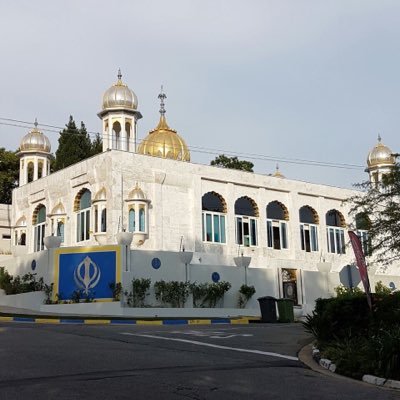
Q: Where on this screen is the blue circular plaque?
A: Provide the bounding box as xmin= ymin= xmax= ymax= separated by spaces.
xmin=151 ymin=257 xmax=161 ymax=270
xmin=31 ymin=260 xmax=36 ymax=271
xmin=212 ymin=272 xmax=220 ymax=283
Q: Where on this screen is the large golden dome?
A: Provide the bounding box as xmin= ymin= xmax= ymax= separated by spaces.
xmin=137 ymin=89 xmax=190 ymax=161
xmin=367 ymin=135 xmax=395 ymax=168
xmin=102 ymin=70 xmax=138 ymax=111
xmin=19 ymin=120 xmax=51 ymax=153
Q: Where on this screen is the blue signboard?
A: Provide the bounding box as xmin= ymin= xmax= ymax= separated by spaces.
xmin=53 ymin=246 xmax=121 ymax=302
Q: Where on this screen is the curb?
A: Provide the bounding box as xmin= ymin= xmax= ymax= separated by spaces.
xmin=0 ymin=315 xmax=256 ymax=326
xmin=304 ymin=344 xmax=400 ymax=391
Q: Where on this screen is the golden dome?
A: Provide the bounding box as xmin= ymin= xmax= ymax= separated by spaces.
xmin=19 ymin=120 xmax=51 ymax=153
xmin=367 ymin=135 xmax=395 ymax=168
xmin=137 ymin=88 xmax=190 ymax=161
xmin=102 ymin=69 xmax=138 ymax=111
xmin=272 ymin=164 xmax=285 ymax=178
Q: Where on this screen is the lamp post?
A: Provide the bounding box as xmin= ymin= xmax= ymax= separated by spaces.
xmin=179 ymin=248 xmax=193 ymax=282
xmin=234 ymin=253 xmax=252 ymax=285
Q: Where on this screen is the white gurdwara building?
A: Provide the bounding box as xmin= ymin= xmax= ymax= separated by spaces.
xmin=4 ymin=72 xmax=399 ymax=316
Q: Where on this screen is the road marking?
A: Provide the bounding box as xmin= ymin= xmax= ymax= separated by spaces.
xmin=170 ymin=329 xmax=254 ymax=339
xmin=120 ymin=332 xmax=298 ymax=361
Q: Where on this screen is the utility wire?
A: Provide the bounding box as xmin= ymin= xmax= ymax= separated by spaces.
xmin=0 ymin=117 xmax=365 ymax=171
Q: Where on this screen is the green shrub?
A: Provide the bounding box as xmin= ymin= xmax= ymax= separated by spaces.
xmin=201 ymin=281 xmax=231 ymax=308
xmin=127 ymin=278 xmax=151 ymax=307
xmin=238 ymin=284 xmax=256 ymax=308
xmin=154 ymin=280 xmax=190 ymax=308
xmin=374 ymin=281 xmax=392 ymax=295
xmin=189 ymin=282 xmax=209 ymax=308
xmin=0 ymin=267 xmax=45 ymax=295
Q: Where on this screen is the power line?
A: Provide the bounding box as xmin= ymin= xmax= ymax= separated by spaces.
xmin=0 ymin=117 xmax=365 ymax=171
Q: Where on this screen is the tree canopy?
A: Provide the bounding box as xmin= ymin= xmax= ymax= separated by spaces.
xmin=0 ymin=148 xmax=19 ymax=204
xmin=210 ymin=154 xmax=254 ymax=172
xmin=54 ymin=116 xmax=102 ymax=171
xmin=348 ymin=164 xmax=400 ymax=266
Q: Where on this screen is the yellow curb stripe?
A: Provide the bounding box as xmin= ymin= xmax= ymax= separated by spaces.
xmin=0 ymin=316 xmax=13 ymax=322
xmin=231 ymin=318 xmax=250 ymax=325
xmin=188 ymin=319 xmax=211 ymax=325
xmin=84 ymin=319 xmax=111 ymax=324
xmin=35 ymin=318 xmax=60 ymax=324
xmin=136 ymin=320 xmax=163 ymax=325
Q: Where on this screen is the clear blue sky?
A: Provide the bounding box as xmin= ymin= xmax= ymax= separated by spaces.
xmin=1 ymin=0 xmax=399 ymax=188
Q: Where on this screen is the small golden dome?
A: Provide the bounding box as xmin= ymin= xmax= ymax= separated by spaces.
xmin=271 ymin=164 xmax=285 ymax=178
xmin=102 ymin=69 xmax=138 ymax=111
xmin=367 ymin=135 xmax=395 ymax=168
xmin=137 ymin=88 xmax=190 ymax=161
xmin=20 ymin=120 xmax=51 ymax=153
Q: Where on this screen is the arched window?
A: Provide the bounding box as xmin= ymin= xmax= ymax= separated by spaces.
xmin=326 ymin=209 xmax=346 ymax=254
xmin=57 ymin=221 xmax=65 ymax=242
xmin=235 ymin=196 xmax=258 ymax=247
xmin=202 ymin=192 xmax=227 ymax=244
xmin=50 ymin=202 xmax=66 ymax=243
xmin=27 ymin=162 xmax=34 ymax=183
xmin=127 ymin=184 xmax=149 ymax=235
xmin=93 ymin=188 xmax=107 ymax=234
xmin=112 ymin=121 xmax=121 ymax=150
xmin=126 ymin=122 xmax=132 ymax=151
xmin=75 ymin=189 xmax=91 ymax=242
xmin=356 ymin=212 xmax=371 ymax=256
xmin=33 ymin=205 xmax=46 ymax=252
xmin=14 ymin=216 xmax=27 ymax=246
xmin=266 ymin=201 xmax=288 ymax=250
xmin=299 ymin=206 xmax=319 ymax=252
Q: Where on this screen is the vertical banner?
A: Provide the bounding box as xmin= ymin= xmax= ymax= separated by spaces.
xmin=348 ymin=231 xmax=372 ymax=309
xmin=53 ymin=246 xmax=121 ymax=302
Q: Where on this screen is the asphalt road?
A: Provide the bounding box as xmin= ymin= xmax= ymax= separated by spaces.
xmin=0 ymin=322 xmax=397 ymax=400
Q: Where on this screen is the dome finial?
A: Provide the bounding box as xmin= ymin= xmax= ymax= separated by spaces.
xmin=158 ymin=85 xmax=167 ymax=116
xmin=117 ymin=68 xmax=122 ymax=81
xmin=378 ymin=133 xmax=382 ymax=143
xmin=34 ymin=118 xmax=38 ymax=129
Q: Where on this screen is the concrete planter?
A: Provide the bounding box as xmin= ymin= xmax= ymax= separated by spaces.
xmin=94 ymin=233 xmax=108 ymax=246
xmin=116 ymin=232 xmax=133 ymax=246
xmin=43 ymin=236 xmax=62 ymax=249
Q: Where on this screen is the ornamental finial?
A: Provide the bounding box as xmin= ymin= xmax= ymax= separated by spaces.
xmin=34 ymin=118 xmax=38 ymax=129
xmin=378 ymin=133 xmax=382 ymax=142
xmin=117 ymin=68 xmax=122 ymax=81
xmin=158 ymin=85 xmax=167 ymax=116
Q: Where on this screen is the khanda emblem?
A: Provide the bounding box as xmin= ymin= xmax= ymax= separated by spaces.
xmin=74 ymin=256 xmax=101 ymax=295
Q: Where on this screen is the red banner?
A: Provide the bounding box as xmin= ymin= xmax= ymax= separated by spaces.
xmin=348 ymin=231 xmax=372 ymax=309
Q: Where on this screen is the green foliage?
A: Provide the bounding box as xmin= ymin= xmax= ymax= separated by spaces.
xmin=347 ymin=163 xmax=400 ymax=265
xmin=109 ymin=282 xmax=123 ymax=301
xmin=334 ymin=285 xmax=363 ymax=297
xmin=127 ymin=278 xmax=151 ymax=307
xmin=54 ymin=116 xmax=93 ymax=171
xmin=43 ymin=283 xmax=54 ymax=304
xmin=0 ymin=148 xmax=19 ymax=204
xmin=188 ymin=281 xmax=232 ymax=308
xmin=90 ymin=132 xmax=103 ymax=156
xmin=201 ymin=281 xmax=232 ymax=308
xmin=0 ymin=267 xmax=45 ymax=295
xmin=304 ymin=291 xmax=400 ymax=380
xmin=154 ymin=280 xmax=190 ymax=308
xmin=238 ymin=284 xmax=256 ymax=308
xmin=322 ymin=335 xmax=376 ymax=379
xmin=210 ymin=154 xmax=254 ymax=172
xmin=189 ymin=282 xmax=209 ymax=308
xmin=374 ymin=281 xmax=392 ymax=295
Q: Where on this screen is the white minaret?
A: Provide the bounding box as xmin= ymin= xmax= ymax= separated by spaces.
xmin=97 ymin=69 xmax=142 ymax=152
xmin=366 ymin=135 xmax=396 ymax=186
xmin=18 ymin=119 xmax=51 ymax=186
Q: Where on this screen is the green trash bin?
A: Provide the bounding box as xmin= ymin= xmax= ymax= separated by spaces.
xmin=276 ymin=298 xmax=294 ymax=322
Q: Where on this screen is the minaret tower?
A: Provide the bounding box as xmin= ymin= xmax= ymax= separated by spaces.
xmin=366 ymin=134 xmax=396 ymax=186
xmin=98 ymin=69 xmax=142 ymax=152
xmin=18 ymin=119 xmax=51 ymax=186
